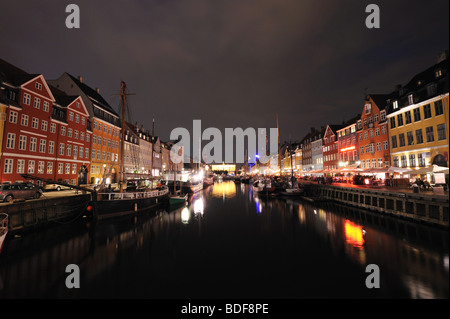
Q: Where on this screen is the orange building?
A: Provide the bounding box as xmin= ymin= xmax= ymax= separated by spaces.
xmin=357 ymin=94 xmax=392 ymax=172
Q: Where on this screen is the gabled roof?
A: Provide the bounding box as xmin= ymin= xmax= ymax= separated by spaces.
xmin=0 ymin=58 xmax=37 ymax=87
xmin=65 ymin=72 xmax=119 ymax=117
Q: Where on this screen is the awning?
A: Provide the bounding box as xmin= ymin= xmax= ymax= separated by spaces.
xmin=404 ymin=165 xmax=449 ymax=175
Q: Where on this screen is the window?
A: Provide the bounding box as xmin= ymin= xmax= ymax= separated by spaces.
xmin=69 ymin=112 xmax=74 ymax=121
xmin=405 ymin=111 xmax=411 ymax=124
xmin=393 ymin=101 xmax=398 ymax=109
xmin=397 ymin=114 xmax=403 ymax=126
xmin=48 ymin=141 xmax=55 ymax=154
xmin=408 ymin=94 xmax=414 ymax=105
xmin=30 ymin=137 xmax=37 ymax=152
xmin=39 ymin=139 xmax=46 ymax=153
xmin=390 ymin=117 xmax=396 ymax=129
xmin=369 ymin=130 xmax=374 ymax=138
xmin=47 ymin=162 xmax=53 ymax=174
xmin=92 ymin=149 xmax=96 ymax=160
xmin=73 ymin=146 xmax=78 ymax=158
xmin=23 ymin=93 xmax=31 ymax=105
xmin=380 ymin=110 xmax=386 ymax=121
xmin=418 ymin=153 xmax=425 ymax=167
xmin=66 ymin=145 xmax=72 ymax=156
xmin=59 ymin=143 xmax=65 ymax=155
xmin=41 ymin=120 xmax=48 ymax=131
xmin=374 ymin=113 xmax=379 ymax=123
xmin=21 ymin=114 xmax=29 ymax=126
xmin=407 ymin=131 xmax=414 ymax=145
xmin=33 ymin=97 xmax=40 ymax=109
xmin=381 ymin=126 xmax=387 ymax=135
xmin=378 ymin=158 xmax=383 ymax=168
xmin=43 ymin=101 xmax=49 ymax=112
xmin=383 ymin=141 xmax=388 ymax=150
xmin=415 ymin=129 xmax=423 ymax=144
xmin=4 ymin=159 xmax=13 ymax=174
xmin=409 ymin=154 xmax=416 ymax=167
xmin=19 ymin=135 xmax=27 ymax=150
xmin=58 ymin=163 xmax=63 ymax=174
xmin=6 ymin=133 xmax=15 ymax=149
xmin=38 ymin=161 xmax=44 ymax=174
xmin=50 ymin=123 xmax=56 ymax=133
xmin=74 ymin=130 xmax=79 ymax=139
xmin=391 ymin=136 xmax=398 ymax=148
xmin=75 ymin=114 xmax=80 ymax=123
xmin=68 ymin=128 xmax=73 ymax=138
xmin=372 ymin=159 xmax=377 ymax=168
xmin=364 ymin=132 xmax=368 ymax=140
xmin=393 ymin=156 xmax=399 ymax=167
xmin=413 ymin=108 xmax=421 ymax=122
xmin=35 ymin=82 xmax=42 ymax=90
xmin=376 ymin=142 xmax=381 ymax=151
xmin=375 ymin=128 xmax=380 ymax=136
xmin=398 ymin=133 xmax=405 ymax=147
xmin=366 ymin=159 xmax=371 ymax=168
xmin=401 ymin=155 xmax=407 ymax=168
xmin=357 ymin=120 xmax=362 ymax=130
xmin=32 ymin=118 xmax=39 ymax=129
xmin=437 ymin=124 xmax=446 ymax=140
xmin=425 ymin=126 xmax=434 ymax=142
xmin=434 ymin=100 xmax=443 ymax=116
xmin=72 ymin=164 xmax=77 ymax=174
xmin=79 ymin=147 xmax=83 ymax=158
xmin=359 ymin=133 xmax=363 ymax=141
xmin=423 ymin=104 xmax=432 ymax=119
xmin=28 ymin=160 xmax=35 ymax=174
xmin=65 ymin=163 xmax=70 ymax=174
xmin=9 ymin=111 xmax=18 ymax=123
xmin=17 ymin=160 xmax=25 ymax=174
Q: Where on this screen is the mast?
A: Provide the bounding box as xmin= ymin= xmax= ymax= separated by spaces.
xmin=277 ymin=113 xmax=281 ymax=175
xmin=119 ymin=81 xmax=127 ymax=193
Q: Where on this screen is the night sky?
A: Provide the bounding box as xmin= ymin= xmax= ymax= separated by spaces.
xmin=1 ymin=0 xmax=448 ymax=145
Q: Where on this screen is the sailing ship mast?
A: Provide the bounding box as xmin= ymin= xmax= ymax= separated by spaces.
xmin=119 ymin=81 xmax=127 ymax=193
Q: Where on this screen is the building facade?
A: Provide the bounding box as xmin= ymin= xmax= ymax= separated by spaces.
xmin=357 ymin=94 xmax=391 ymax=171
xmin=323 ymin=124 xmax=343 ymax=171
xmin=386 ymin=53 xmax=449 ymax=170
xmin=336 ymin=116 xmax=360 ymax=169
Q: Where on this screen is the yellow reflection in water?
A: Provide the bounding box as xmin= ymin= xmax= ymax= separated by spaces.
xmin=181 ymin=207 xmax=190 ymax=224
xmin=211 ymin=181 xmax=236 ymax=199
xmin=344 ymin=220 xmax=365 ymax=249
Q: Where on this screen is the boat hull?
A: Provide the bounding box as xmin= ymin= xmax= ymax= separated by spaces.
xmin=91 ymin=190 xmax=168 ymax=220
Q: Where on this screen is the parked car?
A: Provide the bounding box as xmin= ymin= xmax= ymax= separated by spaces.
xmin=0 ymin=182 xmax=42 ymax=203
xmin=44 ymin=183 xmax=72 ymax=191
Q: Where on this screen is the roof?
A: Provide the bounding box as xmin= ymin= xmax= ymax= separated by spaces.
xmin=0 ymin=58 xmax=38 ymax=87
xmin=65 ymin=72 xmax=119 ymax=117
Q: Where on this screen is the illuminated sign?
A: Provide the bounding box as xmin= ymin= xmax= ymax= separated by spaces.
xmin=340 ymin=146 xmax=356 ymax=152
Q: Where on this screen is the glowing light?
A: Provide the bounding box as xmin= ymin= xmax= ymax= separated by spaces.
xmin=344 ymin=220 xmax=365 ymax=249
xmin=212 ymin=181 xmax=236 ymax=198
xmin=194 ymin=198 xmax=204 ymax=215
xmin=181 ymin=207 xmax=190 ymax=224
xmin=340 ymin=146 xmax=356 ymax=152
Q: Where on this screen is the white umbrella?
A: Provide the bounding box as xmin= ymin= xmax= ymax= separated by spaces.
xmin=405 ymin=165 xmax=449 ymax=175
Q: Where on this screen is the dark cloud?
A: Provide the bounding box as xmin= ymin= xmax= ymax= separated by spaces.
xmin=1 ymin=0 xmax=448 ymax=144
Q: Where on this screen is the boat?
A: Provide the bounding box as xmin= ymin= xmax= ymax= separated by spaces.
xmin=169 ymin=194 xmax=188 ymax=204
xmin=163 ymin=170 xmax=203 ymax=194
xmin=87 ymin=81 xmax=169 ymax=220
xmin=0 ymin=213 xmax=8 ymax=253
xmin=277 ymin=188 xmax=304 ymax=196
xmin=234 ymin=177 xmax=241 ymax=183
xmin=203 ymin=174 xmax=214 ymax=188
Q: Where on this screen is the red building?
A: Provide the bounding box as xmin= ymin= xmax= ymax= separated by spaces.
xmin=50 ymin=87 xmax=91 ymax=185
xmin=0 ymin=58 xmax=91 ymax=187
xmin=323 ymin=124 xmax=344 ymax=171
xmin=336 ymin=115 xmax=360 ymax=168
xmin=0 ymin=58 xmax=57 ymax=185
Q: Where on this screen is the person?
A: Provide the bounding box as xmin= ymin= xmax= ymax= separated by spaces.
xmin=424 ymin=180 xmax=431 ymax=190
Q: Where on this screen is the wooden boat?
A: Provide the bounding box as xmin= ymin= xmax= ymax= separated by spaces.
xmin=0 ymin=213 xmax=8 ymax=253
xmin=277 ymin=188 xmax=304 ymax=196
xmin=203 ymin=174 xmax=214 ymax=188
xmin=169 ymin=193 xmax=188 ymax=205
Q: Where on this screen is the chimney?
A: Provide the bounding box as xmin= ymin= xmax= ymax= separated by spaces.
xmin=78 ymin=76 xmax=83 ymax=83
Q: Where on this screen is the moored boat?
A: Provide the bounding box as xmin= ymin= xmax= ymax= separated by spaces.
xmin=169 ymin=193 xmax=188 ymax=205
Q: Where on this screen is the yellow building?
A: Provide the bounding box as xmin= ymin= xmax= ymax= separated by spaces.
xmin=386 ymin=53 xmax=449 ymax=172
xmin=211 ymin=163 xmax=236 ymax=174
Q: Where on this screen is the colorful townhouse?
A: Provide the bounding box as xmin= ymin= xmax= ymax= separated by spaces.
xmin=0 ymin=58 xmax=58 ymax=185
xmin=357 ymin=94 xmax=392 ymax=171
xmin=50 ymin=86 xmax=91 ymax=185
xmin=336 ymin=115 xmax=360 ymax=169
xmin=49 ymin=73 xmax=121 ymax=185
xmin=323 ymin=124 xmax=344 ymax=171
xmin=386 ymin=52 xmax=449 ymax=170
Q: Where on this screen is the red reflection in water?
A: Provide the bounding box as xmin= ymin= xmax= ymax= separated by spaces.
xmin=344 ymin=220 xmax=365 ymax=249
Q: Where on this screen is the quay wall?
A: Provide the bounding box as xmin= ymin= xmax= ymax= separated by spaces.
xmin=1 ymin=194 xmax=91 ymax=234
xmin=302 ymin=184 xmax=449 ymax=228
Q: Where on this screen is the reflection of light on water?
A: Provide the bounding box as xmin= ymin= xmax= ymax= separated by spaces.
xmin=181 ymin=207 xmax=190 ymax=224
xmin=194 ymin=198 xmax=204 ymax=215
xmin=402 ymin=274 xmax=436 ymax=299
xmin=212 ymin=181 xmax=236 ymax=199
xmin=344 ymin=220 xmax=365 ymax=249
xmin=254 ymin=196 xmax=262 ymax=213
xmin=444 ymin=255 xmax=449 ymax=271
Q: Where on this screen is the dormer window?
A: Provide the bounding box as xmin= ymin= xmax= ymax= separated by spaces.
xmin=393 ymin=100 xmax=398 ymax=109
xmin=364 ymin=103 xmax=372 ymax=114
xmin=408 ymin=94 xmax=414 ymax=105
xmin=435 ymin=69 xmax=442 ymax=78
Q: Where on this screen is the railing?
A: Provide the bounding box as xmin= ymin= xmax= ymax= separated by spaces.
xmin=97 ymin=187 xmax=169 ymax=201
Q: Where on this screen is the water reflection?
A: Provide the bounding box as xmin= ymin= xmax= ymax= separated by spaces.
xmin=211 ymin=181 xmax=236 ymax=200
xmin=0 ymin=182 xmax=447 ymax=299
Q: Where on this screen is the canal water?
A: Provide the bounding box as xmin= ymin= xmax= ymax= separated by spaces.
xmin=0 ymin=181 xmax=448 ymax=299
